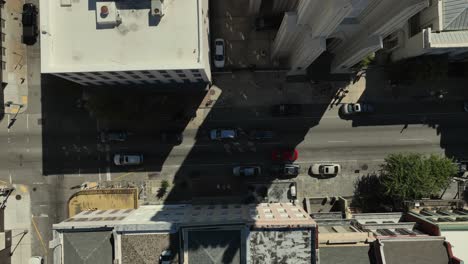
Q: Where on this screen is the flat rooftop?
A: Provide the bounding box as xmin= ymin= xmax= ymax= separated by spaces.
xmin=40 ymin=0 xmax=204 ymax=73
xmin=187 ymin=229 xmax=241 ymax=264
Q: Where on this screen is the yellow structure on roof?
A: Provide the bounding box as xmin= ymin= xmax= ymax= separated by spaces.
xmin=68 ymin=188 xmax=138 ymax=217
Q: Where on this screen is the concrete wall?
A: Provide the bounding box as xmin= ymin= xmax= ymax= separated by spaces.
xmin=55 ymin=68 xmax=210 ymax=86
xmin=391 ymin=29 xmax=429 ymax=61
xmin=0 ymin=4 xmax=6 ymax=85
xmin=200 ymin=0 xmax=212 ymax=83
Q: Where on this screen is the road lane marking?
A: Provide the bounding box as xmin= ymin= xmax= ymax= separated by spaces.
xmin=7 ymin=114 xmax=10 ymax=133
xmin=106 ymin=167 xmax=111 ymax=181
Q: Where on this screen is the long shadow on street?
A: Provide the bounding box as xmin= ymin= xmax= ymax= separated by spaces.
xmin=41 ymin=74 xmax=207 ymax=175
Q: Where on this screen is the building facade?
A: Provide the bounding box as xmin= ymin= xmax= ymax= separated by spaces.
xmin=1 ymin=2 xmax=6 ymax=86
xmin=268 ymin=0 xmax=429 ymax=74
xmin=389 ymin=0 xmax=468 ymax=62
xmin=40 ymin=0 xmax=211 ymax=86
xmin=50 ymin=203 xmax=317 ymax=264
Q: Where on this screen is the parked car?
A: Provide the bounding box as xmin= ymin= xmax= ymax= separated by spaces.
xmin=272 ymin=148 xmax=298 ymax=162
xmin=249 ymin=130 xmax=275 ymax=140
xmin=159 ymin=250 xmax=172 ymax=264
xmin=113 ymin=154 xmax=143 ymax=166
xmin=271 ymin=164 xmax=300 ymax=177
xmin=160 ymin=131 xmax=183 ymax=145
xmin=340 ymin=103 xmax=374 ymax=115
xmin=209 ymin=128 xmax=237 ymax=140
xmin=254 ymin=15 xmax=282 ymax=31
xmin=233 ymin=166 xmax=261 ymax=176
xmin=214 ymin=38 xmax=225 ymax=68
xmin=310 ymin=164 xmax=341 ymax=176
xmin=463 ymin=101 xmax=468 ymax=112
xmin=100 ymin=131 xmax=127 ymax=143
xmin=271 ymin=104 xmax=303 ymax=116
xmin=290 ymin=183 xmax=297 ymax=199
xmin=22 ymin=3 xmax=38 ymax=45
xmin=29 ymin=257 xmax=44 ymax=264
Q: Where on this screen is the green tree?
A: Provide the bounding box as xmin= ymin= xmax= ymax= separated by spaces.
xmin=380 ymin=153 xmax=456 ymax=201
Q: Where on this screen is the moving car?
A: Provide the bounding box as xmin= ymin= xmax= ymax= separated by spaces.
xmin=233 ymin=166 xmax=261 ymax=176
xmin=272 ymin=148 xmax=298 ymax=162
xmin=271 ymin=104 xmax=303 ymax=116
xmin=249 ymin=130 xmax=275 ymax=140
xmin=271 ymin=164 xmax=300 ymax=177
xmin=22 ymin=3 xmax=38 ymax=45
xmin=159 ymin=250 xmax=172 ymax=264
xmin=160 ymin=131 xmax=183 ymax=145
xmin=113 ymin=154 xmax=143 ymax=166
xmin=100 ymin=131 xmax=127 ymax=143
xmin=310 ymin=164 xmax=341 ymax=176
xmin=340 ymin=103 xmax=374 ymax=115
xmin=214 ymin=38 xmax=225 ymax=68
xmin=209 ymin=128 xmax=237 ymax=140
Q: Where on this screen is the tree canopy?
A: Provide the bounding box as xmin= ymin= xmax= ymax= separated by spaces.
xmin=380 ymin=153 xmax=457 ymax=201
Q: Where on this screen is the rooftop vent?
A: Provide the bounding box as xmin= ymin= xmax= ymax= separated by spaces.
xmin=96 ymin=2 xmax=121 ymax=27
xmin=151 ymin=0 xmax=164 ymax=17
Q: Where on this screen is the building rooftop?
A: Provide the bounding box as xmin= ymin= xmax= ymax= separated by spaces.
xmin=319 ymin=245 xmax=372 ymax=264
xmin=62 ymin=231 xmax=113 ymax=264
xmin=186 ymin=229 xmax=242 ymax=264
xmin=249 ymin=228 xmax=314 ymax=264
xmin=443 ymin=0 xmax=468 ymax=31
xmin=40 ymin=0 xmax=205 ymax=73
xmin=121 ymin=233 xmax=178 ymax=264
xmin=377 ymin=238 xmax=451 ymax=264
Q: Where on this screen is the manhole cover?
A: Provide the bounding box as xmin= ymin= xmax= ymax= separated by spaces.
xmin=361 ymin=164 xmax=369 ymax=170
xmin=209 ymin=89 xmax=216 ymax=95
xmin=32 ymin=187 xmax=37 ymax=192
xmin=15 ymin=195 xmax=22 ymax=200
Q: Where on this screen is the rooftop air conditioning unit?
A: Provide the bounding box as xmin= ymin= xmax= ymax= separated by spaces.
xmin=151 ymin=0 xmax=164 ymax=17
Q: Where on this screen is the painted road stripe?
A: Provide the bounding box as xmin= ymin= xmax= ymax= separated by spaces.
xmin=106 ymin=167 xmax=111 ymax=181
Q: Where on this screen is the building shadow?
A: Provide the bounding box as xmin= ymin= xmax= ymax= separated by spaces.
xmin=41 ymin=74 xmax=207 ymax=176
xmin=346 ymin=66 xmax=468 ymax=162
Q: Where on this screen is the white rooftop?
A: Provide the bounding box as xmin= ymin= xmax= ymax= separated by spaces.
xmin=40 ymin=0 xmax=205 ymax=73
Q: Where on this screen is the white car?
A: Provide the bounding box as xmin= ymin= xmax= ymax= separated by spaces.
xmin=29 ymin=257 xmax=44 ymax=264
xmin=159 ymin=250 xmax=172 ymax=264
xmin=209 ymin=128 xmax=237 ymax=140
xmin=113 ymin=154 xmax=143 ymax=166
xmin=310 ymin=164 xmax=341 ymax=176
xmin=233 ymin=166 xmax=261 ymax=176
xmin=214 ymin=38 xmax=225 ymax=68
xmin=340 ymin=103 xmax=374 ymax=115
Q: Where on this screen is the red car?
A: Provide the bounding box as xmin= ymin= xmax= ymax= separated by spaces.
xmin=272 ymin=149 xmax=298 ymax=162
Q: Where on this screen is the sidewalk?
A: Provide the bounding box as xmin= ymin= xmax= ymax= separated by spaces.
xmin=2 ymin=0 xmax=29 ymax=114
xmin=4 ymin=184 xmax=32 ymax=264
xmin=207 ymin=69 xmax=468 ymax=109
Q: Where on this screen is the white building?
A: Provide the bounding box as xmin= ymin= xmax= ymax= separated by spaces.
xmin=256 ymin=0 xmax=429 ymax=74
xmin=40 ymin=0 xmax=211 ymax=86
xmin=389 ymin=0 xmax=468 ymax=61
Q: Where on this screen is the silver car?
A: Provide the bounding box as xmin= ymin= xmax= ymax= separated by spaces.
xmin=233 ymin=166 xmax=261 ymax=176
xmin=113 ymin=154 xmax=143 ymax=166
xmin=340 ymin=103 xmax=374 ymax=115
xmin=310 ymin=164 xmax=341 ymax=176
xmin=210 ymin=129 xmax=237 ymax=140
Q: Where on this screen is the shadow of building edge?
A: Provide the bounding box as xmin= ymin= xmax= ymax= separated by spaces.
xmin=40 ymin=73 xmax=208 ymax=176
xmin=352 ymin=67 xmax=468 ymax=161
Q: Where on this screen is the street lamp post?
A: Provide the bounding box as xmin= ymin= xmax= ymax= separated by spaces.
xmin=4 ymin=101 xmax=24 ymax=129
